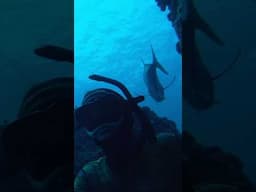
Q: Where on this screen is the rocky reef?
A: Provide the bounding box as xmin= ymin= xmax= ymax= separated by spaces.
xmin=183 ymin=131 xmax=255 ymax=192
xmin=154 ymin=0 xmax=184 ymax=53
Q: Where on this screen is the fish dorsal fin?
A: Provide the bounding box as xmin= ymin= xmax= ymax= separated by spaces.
xmin=190 ymin=1 xmax=224 ymax=46
xmin=164 ymin=75 xmax=176 ymax=89
xmin=150 ymin=45 xmax=169 ymax=75
xmin=150 ymin=44 xmax=158 ymax=64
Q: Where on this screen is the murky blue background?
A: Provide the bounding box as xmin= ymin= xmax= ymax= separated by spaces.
xmin=74 ymin=0 xmax=182 ymax=129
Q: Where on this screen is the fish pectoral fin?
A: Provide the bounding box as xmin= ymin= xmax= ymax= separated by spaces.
xmin=212 ymin=48 xmax=242 ymax=80
xmin=191 ymin=4 xmax=224 ymax=46
xmin=156 ymin=61 xmax=169 ymax=75
xmin=164 ymin=75 xmax=176 ymax=89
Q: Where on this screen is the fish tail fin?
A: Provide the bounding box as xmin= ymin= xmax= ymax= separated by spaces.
xmin=150 ymin=45 xmax=169 ymax=75
xmin=191 ymin=2 xmax=224 ymax=46
xmin=156 ymin=61 xmax=169 ymax=75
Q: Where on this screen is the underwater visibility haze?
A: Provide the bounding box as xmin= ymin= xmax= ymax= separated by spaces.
xmin=75 ymin=0 xmax=182 ymax=129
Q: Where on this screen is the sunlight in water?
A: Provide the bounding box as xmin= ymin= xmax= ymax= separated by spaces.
xmin=75 ymin=0 xmax=181 ymax=129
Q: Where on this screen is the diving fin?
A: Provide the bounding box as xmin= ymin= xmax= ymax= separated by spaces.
xmin=191 ymin=2 xmax=224 ymax=46
xmin=150 ymin=44 xmax=169 ymax=75
xmin=34 ymin=45 xmax=74 ymax=63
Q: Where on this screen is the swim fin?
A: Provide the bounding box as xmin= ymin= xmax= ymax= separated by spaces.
xmin=34 ymin=45 xmax=74 ymax=63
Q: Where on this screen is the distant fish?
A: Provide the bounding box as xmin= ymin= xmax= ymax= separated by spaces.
xmin=34 ymin=45 xmax=74 ymax=63
xmin=183 ymin=45 xmax=242 ymax=110
xmin=182 ymin=0 xmax=242 ymax=110
xmin=143 ymin=45 xmax=175 ymax=102
xmin=180 ymin=1 xmax=225 ymax=110
xmin=155 ymin=0 xmax=230 ymax=111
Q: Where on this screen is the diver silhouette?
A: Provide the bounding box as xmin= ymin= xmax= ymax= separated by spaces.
xmin=1 ymin=77 xmax=73 ymax=192
xmin=74 ymin=75 xmax=181 ymax=192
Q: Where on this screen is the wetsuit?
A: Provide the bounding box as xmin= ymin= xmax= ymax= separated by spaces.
xmin=74 ymin=133 xmax=181 ymax=192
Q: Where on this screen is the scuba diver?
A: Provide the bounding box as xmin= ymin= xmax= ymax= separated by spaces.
xmin=1 ymin=77 xmax=73 ymax=192
xmin=74 ymin=74 xmax=182 ymax=192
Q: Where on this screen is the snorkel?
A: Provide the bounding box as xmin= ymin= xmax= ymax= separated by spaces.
xmin=89 ymin=74 xmax=157 ymax=144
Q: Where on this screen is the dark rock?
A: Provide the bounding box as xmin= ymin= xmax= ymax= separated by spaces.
xmin=183 ymin=131 xmax=256 ymax=192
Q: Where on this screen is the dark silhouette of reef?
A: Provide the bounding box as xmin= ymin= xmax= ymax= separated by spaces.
xmin=75 ymin=106 xmax=255 ymax=192
xmin=0 ymin=105 xmax=254 ymax=191
xmin=183 ymin=131 xmax=255 ymax=192
xmin=0 ymin=78 xmax=73 ymax=192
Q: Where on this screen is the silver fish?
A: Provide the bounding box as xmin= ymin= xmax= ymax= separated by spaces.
xmin=143 ymin=45 xmax=175 ymax=102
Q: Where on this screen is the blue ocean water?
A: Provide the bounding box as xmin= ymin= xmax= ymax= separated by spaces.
xmin=75 ymin=0 xmax=182 ymax=130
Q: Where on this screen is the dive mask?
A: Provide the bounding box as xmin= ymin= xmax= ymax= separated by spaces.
xmin=75 ymin=96 xmax=127 ymax=132
xmin=76 ymin=74 xmax=156 ymax=144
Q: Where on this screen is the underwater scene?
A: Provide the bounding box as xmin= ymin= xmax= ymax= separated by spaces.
xmin=0 ymin=0 xmax=74 ymax=191
xmin=74 ymin=0 xmax=182 ymax=129
xmin=75 ymin=0 xmax=256 ymax=191
xmin=0 ymin=0 xmax=255 ymax=191
xmin=74 ymin=0 xmax=182 ymax=191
